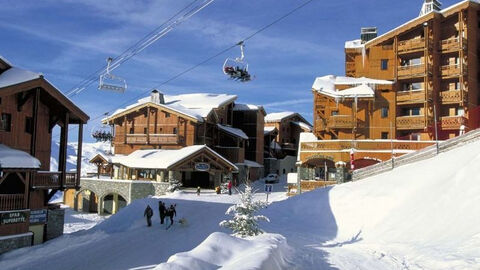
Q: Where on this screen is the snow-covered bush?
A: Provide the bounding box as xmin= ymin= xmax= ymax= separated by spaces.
xmin=219 ymin=184 xmax=270 ymax=237
xmin=167 ymin=179 xmax=182 ymax=192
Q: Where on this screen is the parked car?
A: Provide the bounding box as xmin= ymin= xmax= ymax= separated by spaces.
xmin=265 ymin=173 xmax=279 ymax=184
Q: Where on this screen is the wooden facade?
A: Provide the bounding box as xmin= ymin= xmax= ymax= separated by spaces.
xmin=0 ymin=56 xmax=89 ymax=243
xmin=338 ymin=0 xmax=480 ymax=141
xmin=232 ymin=105 xmax=265 ymax=164
xmin=265 ymin=113 xmax=312 ymax=158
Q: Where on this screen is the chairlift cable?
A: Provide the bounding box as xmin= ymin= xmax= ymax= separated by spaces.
xmin=55 ymin=0 xmax=317 ymax=138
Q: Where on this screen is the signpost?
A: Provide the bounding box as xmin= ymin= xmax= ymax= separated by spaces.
xmin=265 ymin=184 xmax=273 ymax=203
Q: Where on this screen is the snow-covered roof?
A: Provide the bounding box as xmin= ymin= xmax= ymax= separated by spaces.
xmin=312 ymin=75 xmax=393 ymax=99
xmin=113 ymin=145 xmax=237 ymax=170
xmin=345 ymin=39 xmax=364 ymax=49
xmin=265 ymin=112 xmax=296 ymax=122
xmin=0 ymin=54 xmax=13 ymax=67
xmin=105 ymin=93 xmax=237 ymax=123
xmin=292 ymin=121 xmax=312 ymax=131
xmin=217 ymin=124 xmax=248 ymax=140
xmin=264 ymin=126 xmax=277 ymax=135
xmin=233 ymin=103 xmax=259 ymax=111
xmin=0 ymin=144 xmax=41 ymax=169
xmin=0 ymin=67 xmax=42 ymax=89
xmin=238 ymin=160 xmax=263 ymax=168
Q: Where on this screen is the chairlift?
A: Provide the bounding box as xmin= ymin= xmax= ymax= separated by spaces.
xmin=223 ymin=41 xmax=252 ymax=82
xmin=91 ymin=124 xmax=113 ymax=143
xmin=98 ymin=57 xmax=127 ymax=93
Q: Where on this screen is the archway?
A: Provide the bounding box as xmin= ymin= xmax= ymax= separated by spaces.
xmin=74 ymin=189 xmax=98 ymax=213
xmin=101 ymin=193 xmax=127 ymax=215
xmin=302 ymin=157 xmax=336 ymax=181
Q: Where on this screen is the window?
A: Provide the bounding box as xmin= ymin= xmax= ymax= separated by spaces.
xmin=457 ymin=108 xmax=465 ymax=116
xmin=0 ymin=113 xmax=11 ymax=132
xmin=25 ymin=117 xmax=33 ymax=134
xmin=331 ymin=111 xmax=339 ymax=116
xmin=381 ymin=107 xmax=389 ymax=118
xmin=412 ymin=133 xmax=421 ymax=141
xmin=144 ymin=128 xmax=147 ymax=134
xmin=381 ymin=132 xmax=389 ymax=139
xmin=411 ymin=107 xmax=420 ymax=116
xmin=129 ymin=128 xmax=134 ymax=134
xmin=165 ymin=112 xmax=170 ymax=118
xmin=173 ymin=127 xmax=177 ymax=134
xmin=0 ymin=97 xmax=2 ymax=104
xmin=381 ymin=59 xmax=388 ymax=70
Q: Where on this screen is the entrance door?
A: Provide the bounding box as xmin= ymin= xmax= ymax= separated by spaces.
xmin=191 ymin=172 xmax=210 ymax=188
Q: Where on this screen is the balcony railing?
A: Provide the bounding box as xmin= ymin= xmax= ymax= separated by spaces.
xmin=440 ymin=63 xmax=466 ymax=78
xmin=327 ymin=115 xmax=355 ymax=129
xmin=396 ymin=115 xmax=426 ymax=130
xmin=346 ymin=62 xmax=355 ymax=70
xmin=126 ymin=134 xmax=147 ymax=144
xmin=441 ymin=116 xmax=466 ymax=130
xmin=0 ymin=194 xmax=25 ymax=211
xmin=397 ymin=89 xmax=425 ymax=104
xmin=439 ymin=37 xmax=466 ymax=52
xmin=32 ymin=171 xmax=78 ymax=189
xmin=300 ymin=140 xmax=435 ymax=152
xmin=397 ymin=64 xmax=427 ymax=79
xmin=439 ymin=89 xmax=464 ymax=104
xmin=397 ymin=38 xmax=425 ymax=54
xmin=149 ymin=134 xmax=180 ymax=144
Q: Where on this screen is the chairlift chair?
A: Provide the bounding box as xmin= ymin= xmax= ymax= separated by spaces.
xmin=223 ymin=42 xmax=252 ymax=82
xmin=91 ymin=124 xmax=113 ymax=142
xmin=98 ymin=57 xmax=127 ymax=93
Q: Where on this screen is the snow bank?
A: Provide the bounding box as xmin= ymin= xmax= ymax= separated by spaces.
xmin=155 ymin=232 xmax=292 ymax=270
xmin=0 ymin=144 xmax=41 ymax=168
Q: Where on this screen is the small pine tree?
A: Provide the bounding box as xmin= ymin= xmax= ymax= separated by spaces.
xmin=167 ymin=179 xmax=182 ymax=192
xmin=219 ymin=184 xmax=270 ymax=237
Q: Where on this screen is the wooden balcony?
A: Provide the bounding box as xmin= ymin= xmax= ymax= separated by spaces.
xmin=327 ymin=115 xmax=355 ymax=129
xmin=397 ymin=64 xmax=427 ymax=79
xmin=126 ymin=134 xmax=147 ymax=144
xmin=439 ymin=37 xmax=466 ymax=52
xmin=300 ymin=140 xmax=435 ymax=152
xmin=440 ymin=64 xmax=466 ymax=78
xmin=397 ymin=38 xmax=425 ymax=54
xmin=439 ymin=90 xmax=465 ymax=104
xmin=32 ymin=171 xmax=78 ymax=189
xmin=396 ymin=116 xmax=426 ymax=130
xmin=149 ymin=134 xmax=180 ymax=144
xmin=441 ymin=116 xmax=466 ymax=130
xmin=396 ymin=90 xmax=425 ymax=105
xmin=0 ymin=194 xmax=25 ymax=211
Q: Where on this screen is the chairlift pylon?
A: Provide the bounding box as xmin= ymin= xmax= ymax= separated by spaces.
xmin=98 ymin=57 xmax=127 ymax=93
xmin=223 ymin=41 xmax=253 ymax=82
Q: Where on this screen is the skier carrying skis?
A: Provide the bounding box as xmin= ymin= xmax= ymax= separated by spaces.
xmin=144 ymin=205 xmax=153 ymax=227
xmin=158 ymin=201 xmax=166 ymax=224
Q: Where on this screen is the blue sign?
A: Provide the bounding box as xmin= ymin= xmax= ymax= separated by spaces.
xmin=30 ymin=209 xmax=48 ymax=224
xmin=195 ymin=162 xmax=210 ymax=171
xmin=265 ymin=184 xmax=273 ymax=193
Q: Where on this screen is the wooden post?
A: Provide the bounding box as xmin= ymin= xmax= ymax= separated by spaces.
xmin=59 ymin=112 xmax=69 ymax=188
xmin=30 ymin=88 xmax=40 ymax=157
xmin=147 ymin=106 xmax=150 ymax=144
xmin=77 ymin=123 xmax=83 ymax=187
xmin=124 ymin=115 xmax=128 ymax=144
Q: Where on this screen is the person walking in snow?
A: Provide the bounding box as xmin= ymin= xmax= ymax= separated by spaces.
xmin=228 ymin=180 xmax=233 ymax=195
xmin=165 ymin=204 xmax=176 ymax=226
xmin=197 ymin=186 xmax=201 ymax=196
xmin=158 ymin=201 xmax=166 ymax=224
xmin=144 ymin=205 xmax=153 ymax=227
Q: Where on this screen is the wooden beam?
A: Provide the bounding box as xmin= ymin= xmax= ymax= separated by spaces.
xmin=147 ymin=106 xmax=150 ymax=144
xmin=59 ymin=112 xmax=69 ymax=189
xmin=49 ymin=115 xmax=60 ymax=133
xmin=16 ymin=90 xmax=33 ymax=112
xmin=124 ymin=115 xmax=128 ymax=144
xmin=77 ymin=123 xmax=83 ymax=187
xmin=30 ymin=88 xmax=40 ymax=156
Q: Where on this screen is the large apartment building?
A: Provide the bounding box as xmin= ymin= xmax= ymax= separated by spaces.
xmin=299 ymin=0 xmax=480 ymax=177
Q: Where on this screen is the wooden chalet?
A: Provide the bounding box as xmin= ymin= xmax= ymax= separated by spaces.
xmin=232 ymin=103 xmax=266 ymax=165
xmin=0 ymin=55 xmax=89 ymax=253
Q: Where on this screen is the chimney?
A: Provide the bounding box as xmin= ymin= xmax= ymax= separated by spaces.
xmin=419 ymin=0 xmax=442 ymax=16
xmin=151 ymin=89 xmax=164 ymax=104
xmin=360 ymin=27 xmax=377 ymax=43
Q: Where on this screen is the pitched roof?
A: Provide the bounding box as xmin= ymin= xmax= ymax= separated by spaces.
xmin=265 ymin=112 xmax=296 ymax=122
xmin=217 ymin=124 xmax=248 ymax=140
xmin=233 ymin=103 xmax=267 ymax=115
xmin=312 ymin=75 xmax=393 ymax=100
xmin=264 ymin=126 xmax=277 ymax=135
xmin=0 ymin=144 xmax=41 ymax=169
xmin=104 ymin=92 xmax=237 ymax=123
xmin=112 ymin=145 xmax=238 ymax=171
xmin=0 ymin=67 xmax=41 ymax=88
xmin=292 ymin=121 xmax=312 ymax=131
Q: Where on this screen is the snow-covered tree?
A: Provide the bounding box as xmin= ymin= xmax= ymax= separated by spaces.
xmin=219 ymin=184 xmax=270 ymax=237
xmin=167 ymin=178 xmax=182 ymax=192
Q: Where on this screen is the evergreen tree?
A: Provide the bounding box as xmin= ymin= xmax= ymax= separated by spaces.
xmin=219 ymin=184 xmax=270 ymax=237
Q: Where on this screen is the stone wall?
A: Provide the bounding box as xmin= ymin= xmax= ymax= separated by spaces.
xmin=46 ymin=208 xmax=64 ymax=241
xmin=0 ymin=233 xmax=32 ymax=254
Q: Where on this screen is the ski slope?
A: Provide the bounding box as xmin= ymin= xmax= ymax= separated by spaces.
xmin=2 ymin=139 xmax=480 ymax=269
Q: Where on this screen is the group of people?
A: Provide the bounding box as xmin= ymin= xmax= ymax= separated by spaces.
xmin=143 ymin=201 xmax=176 ymax=227
xmin=224 ymin=66 xmax=251 ymax=82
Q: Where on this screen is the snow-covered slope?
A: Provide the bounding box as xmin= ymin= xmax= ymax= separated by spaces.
xmin=50 ymin=141 xmax=111 ymax=175
xmin=3 ymin=138 xmax=480 ymax=269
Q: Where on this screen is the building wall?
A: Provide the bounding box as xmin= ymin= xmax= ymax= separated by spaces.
xmin=233 ymin=109 xmax=264 ymax=164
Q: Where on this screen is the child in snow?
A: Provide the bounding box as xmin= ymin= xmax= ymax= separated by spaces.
xmin=144 ymin=205 xmax=153 ymax=227
xmin=197 ymin=186 xmax=201 ymax=196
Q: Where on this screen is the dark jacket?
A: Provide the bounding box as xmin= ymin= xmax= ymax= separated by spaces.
xmin=159 ymin=202 xmax=166 ymax=216
xmin=144 ymin=206 xmax=153 ymax=218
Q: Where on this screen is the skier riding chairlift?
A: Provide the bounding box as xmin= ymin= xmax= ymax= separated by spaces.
xmin=223 ymin=41 xmax=252 ymax=82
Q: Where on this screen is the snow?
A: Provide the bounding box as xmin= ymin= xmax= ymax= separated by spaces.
xmin=106 ymin=93 xmax=237 ymax=123
xmin=63 ymin=207 xmax=107 ymax=234
xmin=0 ymin=67 xmax=41 ymax=89
xmin=264 ymin=112 xmax=296 ymax=122
xmin=50 ymin=141 xmax=112 ymax=175
xmin=312 ymin=75 xmax=393 ymax=92
xmin=217 ymin=124 xmax=249 ymax=140
xmin=0 ymin=144 xmax=41 ymax=169
xmin=239 ymin=160 xmax=263 ymax=168
xmin=292 ymin=121 xmax=312 ymax=131
xmin=3 ymin=137 xmax=480 ymax=269
xmin=233 ymin=103 xmax=260 ymax=111
xmin=114 ymin=145 xmax=238 ymax=171
xmin=345 ymin=39 xmax=364 ymax=49
xmin=264 ymin=126 xmax=277 ymax=135
xmin=0 ymin=54 xmax=13 ymax=66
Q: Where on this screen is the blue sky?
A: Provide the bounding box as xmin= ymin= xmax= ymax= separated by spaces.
xmin=0 ymin=0 xmax=463 ymax=142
